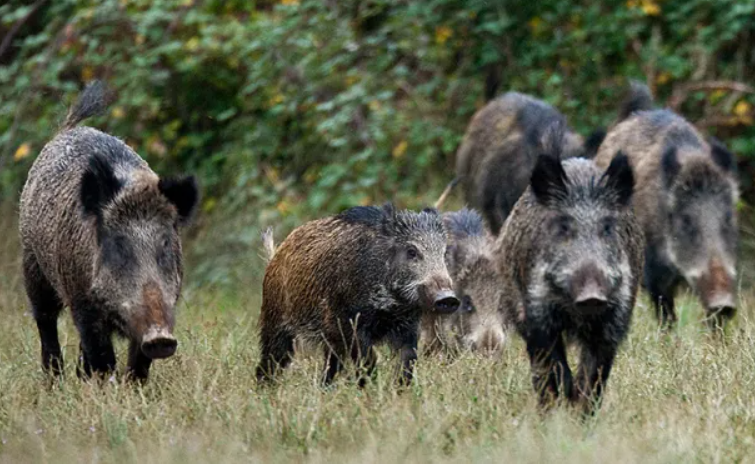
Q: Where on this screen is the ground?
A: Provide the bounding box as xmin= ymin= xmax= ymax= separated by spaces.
xmin=1 ymin=217 xmax=755 ymax=464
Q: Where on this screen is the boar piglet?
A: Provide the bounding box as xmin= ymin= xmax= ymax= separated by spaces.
xmin=20 ymin=81 xmax=199 ymax=382
xmin=496 ymin=150 xmax=643 ymax=414
xmin=422 ymin=208 xmax=507 ymax=355
xmin=256 ymin=204 xmax=459 ymax=386
xmin=595 ymin=81 xmax=739 ymax=329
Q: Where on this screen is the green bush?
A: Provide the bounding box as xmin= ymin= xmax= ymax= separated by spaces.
xmin=1 ymin=0 xmax=754 ymax=284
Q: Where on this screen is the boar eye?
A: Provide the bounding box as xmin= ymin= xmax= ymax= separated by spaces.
xmin=602 ymin=218 xmax=616 ymax=238
xmin=461 ymin=295 xmax=475 ymax=313
xmin=406 ymin=245 xmax=420 ymax=260
xmin=552 ymin=216 xmax=572 ymax=238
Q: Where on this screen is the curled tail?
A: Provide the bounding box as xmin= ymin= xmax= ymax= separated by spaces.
xmin=618 ymin=80 xmax=654 ymax=122
xmin=434 ymin=177 xmax=460 ymax=210
xmin=261 ymin=227 xmax=276 ymax=263
xmin=62 ymin=80 xmax=111 ymax=130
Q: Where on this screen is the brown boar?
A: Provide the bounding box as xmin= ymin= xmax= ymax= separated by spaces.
xmin=19 ymin=81 xmax=199 ymax=381
xmin=256 ymin=204 xmax=459 ymax=386
xmin=496 ymin=136 xmax=643 ymax=414
xmin=594 ymin=81 xmax=739 ymax=328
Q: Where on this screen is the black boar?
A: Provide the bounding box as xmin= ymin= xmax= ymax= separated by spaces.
xmin=437 ymin=92 xmax=591 ymax=235
xmin=594 ymin=82 xmax=739 ymax=328
xmin=422 ymin=208 xmax=507 ymax=355
xmin=19 ymin=81 xmax=199 ymax=381
xmin=256 ymin=204 xmax=459 ymax=386
xmin=496 ymin=145 xmax=643 ymax=414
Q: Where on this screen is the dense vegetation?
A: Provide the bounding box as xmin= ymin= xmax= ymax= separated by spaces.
xmin=2 ymin=1 xmax=754 ymax=282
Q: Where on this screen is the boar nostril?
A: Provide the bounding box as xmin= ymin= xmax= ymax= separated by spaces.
xmin=434 ymin=291 xmax=460 ymax=314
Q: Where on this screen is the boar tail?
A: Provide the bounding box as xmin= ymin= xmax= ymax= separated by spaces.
xmin=618 ymin=80 xmax=654 ymax=122
xmin=434 ymin=177 xmax=460 ymax=210
xmin=261 ymin=227 xmax=276 ymax=263
xmin=63 ymin=80 xmax=111 ymax=130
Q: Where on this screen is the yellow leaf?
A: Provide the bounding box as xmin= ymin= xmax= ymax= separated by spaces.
xmin=14 ymin=143 xmax=31 ymax=161
xmin=528 ymin=17 xmax=543 ymax=36
xmin=640 ymin=0 xmax=661 ymax=16
xmin=734 ymin=101 xmax=751 ymax=118
xmin=185 ymin=37 xmax=200 ymax=52
xmin=392 ymin=140 xmax=408 ymax=159
xmin=268 ymin=93 xmax=285 ymax=107
xmin=277 ymin=200 xmax=290 ymax=214
xmin=281 ymin=0 xmax=299 ymax=5
xmin=345 ymin=75 xmax=359 ymax=86
xmin=111 ymin=106 xmax=125 ymax=119
xmin=203 ymin=197 xmax=217 ymax=213
xmin=135 ymin=34 xmax=145 ymax=45
xmin=368 ymin=100 xmax=381 ymax=112
xmin=435 ymin=26 xmax=453 ymax=45
xmin=655 ymin=72 xmax=671 ymax=85
xmin=81 ymin=66 xmax=95 ymax=81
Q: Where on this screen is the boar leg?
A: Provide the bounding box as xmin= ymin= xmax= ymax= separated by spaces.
xmin=396 ymin=331 xmax=419 ymax=386
xmin=256 ymin=328 xmax=294 ymax=383
xmin=644 ymin=247 xmax=678 ymax=327
xmin=322 ymin=345 xmax=346 ymax=386
xmin=525 ymin=328 xmax=573 ymax=407
xmin=23 ymin=252 xmax=64 ymax=377
xmin=127 ymin=340 xmax=152 ymax=382
xmin=73 ymin=302 xmax=116 ymax=378
xmin=574 ymin=341 xmax=616 ymax=415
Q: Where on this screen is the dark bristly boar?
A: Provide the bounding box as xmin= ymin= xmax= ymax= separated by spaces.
xmin=256 ymin=204 xmax=459 ymax=386
xmin=437 ymin=92 xmax=590 ymax=235
xmin=19 ymin=81 xmax=199 ymax=381
xmin=594 ymin=81 xmax=739 ymax=328
xmin=422 ymin=208 xmax=507 ymax=356
xmin=496 ymin=146 xmax=643 ymax=414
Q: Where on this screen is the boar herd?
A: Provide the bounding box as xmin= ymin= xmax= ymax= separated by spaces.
xmin=17 ymin=79 xmax=740 ymax=414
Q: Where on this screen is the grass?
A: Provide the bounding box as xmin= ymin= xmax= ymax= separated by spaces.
xmin=2 ymin=213 xmax=755 ymax=463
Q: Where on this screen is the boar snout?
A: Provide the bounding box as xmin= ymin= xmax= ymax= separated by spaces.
xmin=421 ymin=274 xmax=459 ymax=313
xmin=141 ymin=326 xmax=177 ymax=359
xmin=570 ymin=261 xmax=610 ymax=313
xmin=434 ymin=290 xmax=461 ymax=314
xmin=697 ymin=257 xmax=736 ymax=321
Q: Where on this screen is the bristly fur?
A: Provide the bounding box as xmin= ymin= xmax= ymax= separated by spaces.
xmin=63 ymin=80 xmax=113 ymax=130
xmin=442 ymin=207 xmax=485 ymax=240
xmin=618 ymin=80 xmax=654 ymax=122
xmin=261 ymin=227 xmax=276 ymax=263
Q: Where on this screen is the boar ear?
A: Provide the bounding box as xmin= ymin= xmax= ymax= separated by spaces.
xmin=80 ymin=154 xmax=122 ymax=220
xmin=708 ymin=136 xmax=737 ymax=174
xmin=661 ymin=146 xmax=680 ymax=187
xmin=602 ymin=151 xmax=634 ymax=206
xmin=530 ymin=154 xmax=568 ymax=205
xmin=159 ymin=175 xmax=199 ymax=225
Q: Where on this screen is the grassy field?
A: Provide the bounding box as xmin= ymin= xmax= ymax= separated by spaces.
xmin=2 ymin=214 xmax=755 ymax=464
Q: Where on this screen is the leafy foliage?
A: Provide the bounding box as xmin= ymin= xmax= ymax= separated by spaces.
xmin=1 ymin=0 xmax=754 ymax=284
